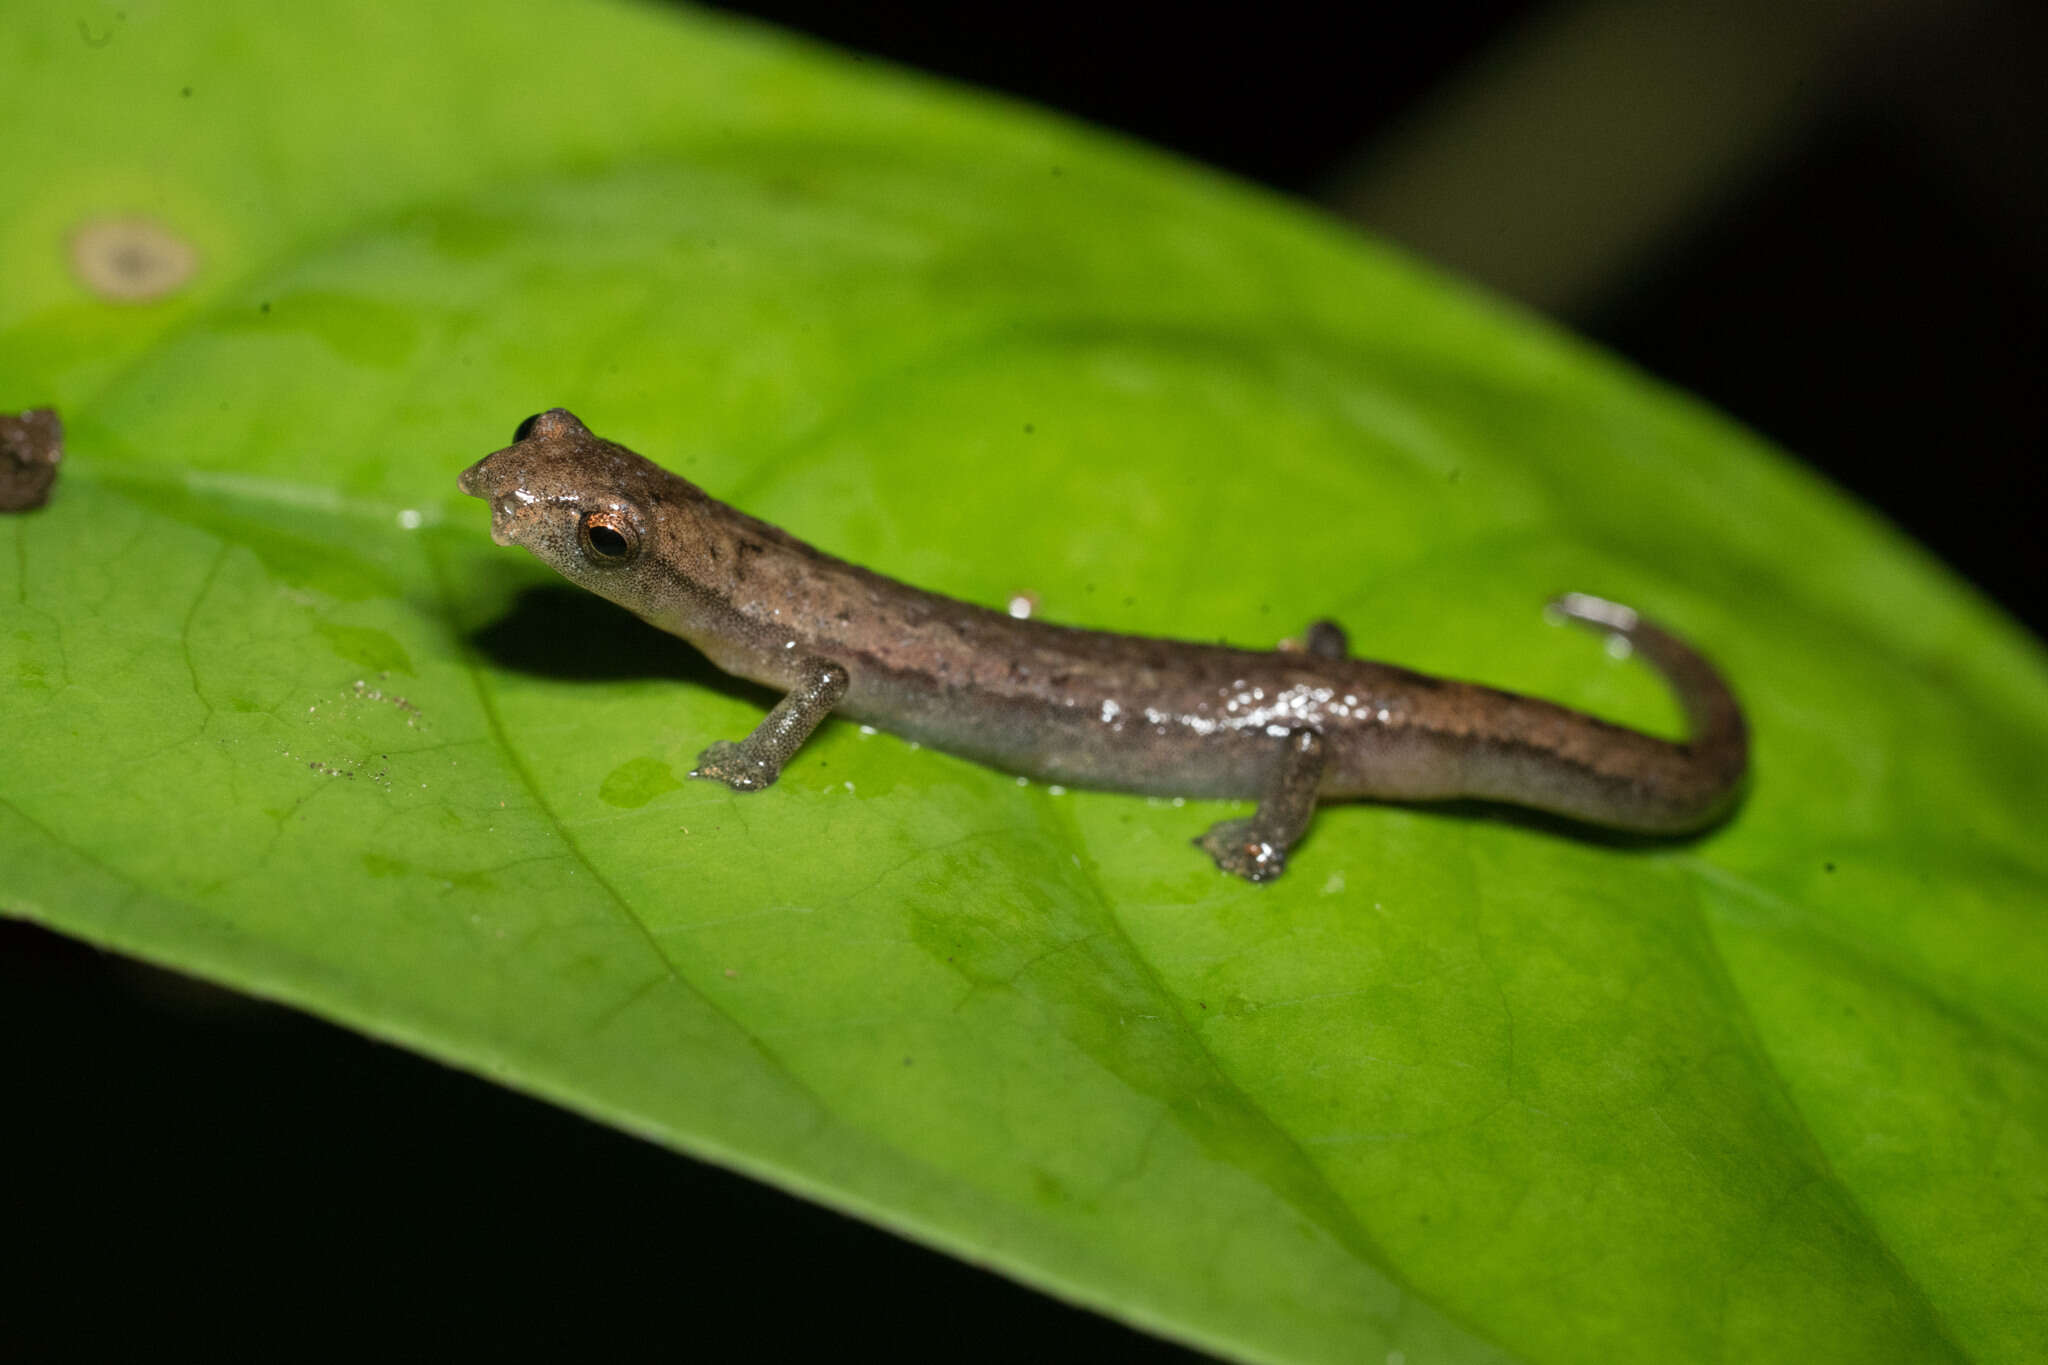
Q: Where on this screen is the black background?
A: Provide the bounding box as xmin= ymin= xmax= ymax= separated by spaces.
xmin=8 ymin=3 xmax=2041 ymax=1360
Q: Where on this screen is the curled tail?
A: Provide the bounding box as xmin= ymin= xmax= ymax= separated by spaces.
xmin=1469 ymin=593 xmax=1749 ymax=833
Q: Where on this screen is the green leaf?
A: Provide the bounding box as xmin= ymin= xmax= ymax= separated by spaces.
xmin=5 ymin=2 xmax=2045 ymax=1361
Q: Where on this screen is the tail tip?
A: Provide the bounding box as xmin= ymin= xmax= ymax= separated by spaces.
xmin=1546 ymin=591 xmax=1640 ymax=634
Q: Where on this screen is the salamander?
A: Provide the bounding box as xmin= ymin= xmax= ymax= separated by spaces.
xmin=459 ymin=409 xmax=1748 ymax=881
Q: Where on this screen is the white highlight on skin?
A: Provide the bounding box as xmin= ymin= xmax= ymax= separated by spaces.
xmin=1006 ymin=593 xmax=1037 ymax=619
xmin=1136 ymin=682 xmax=1378 ymax=739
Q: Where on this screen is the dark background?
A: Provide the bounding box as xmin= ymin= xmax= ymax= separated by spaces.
xmin=8 ymin=3 xmax=2041 ymax=1359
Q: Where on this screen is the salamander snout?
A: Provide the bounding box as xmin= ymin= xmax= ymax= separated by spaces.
xmin=455 ymin=457 xmax=492 ymax=499
xmin=455 ymin=452 xmax=533 ymax=547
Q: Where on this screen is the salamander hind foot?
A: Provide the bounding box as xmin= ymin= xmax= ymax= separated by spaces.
xmin=1197 ymin=818 xmax=1292 ymax=883
xmin=1194 ymin=728 xmax=1327 ymax=884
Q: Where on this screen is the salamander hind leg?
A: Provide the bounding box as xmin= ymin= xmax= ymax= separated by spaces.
xmin=1196 ymin=729 xmax=1327 ymax=883
xmin=691 ymin=657 xmax=849 ymax=791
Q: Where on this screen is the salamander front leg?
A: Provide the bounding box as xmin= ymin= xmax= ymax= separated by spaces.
xmin=691 ymin=657 xmax=849 ymax=791
xmin=1197 ymin=728 xmax=1327 ymax=883
xmin=1281 ymin=619 xmax=1349 ymax=658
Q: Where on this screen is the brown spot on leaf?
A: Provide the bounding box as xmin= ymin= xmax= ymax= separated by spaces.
xmin=70 ymin=217 xmax=198 ymax=303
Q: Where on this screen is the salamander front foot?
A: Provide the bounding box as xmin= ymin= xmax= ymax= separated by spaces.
xmin=1197 ymin=818 xmax=1291 ymax=883
xmin=690 ymin=740 xmax=778 ymax=791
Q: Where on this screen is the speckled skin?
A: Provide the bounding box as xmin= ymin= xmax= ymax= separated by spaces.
xmin=460 ymin=410 xmax=1748 ymax=849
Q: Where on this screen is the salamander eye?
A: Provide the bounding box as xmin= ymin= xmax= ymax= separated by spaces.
xmin=578 ymin=510 xmax=640 ymax=566
xmin=513 ymin=412 xmax=545 ymax=443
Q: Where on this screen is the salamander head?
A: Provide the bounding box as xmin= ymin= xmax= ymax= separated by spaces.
xmin=457 ymin=408 xmax=715 ymax=611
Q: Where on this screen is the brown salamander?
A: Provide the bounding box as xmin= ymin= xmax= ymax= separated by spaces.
xmin=459 ymin=410 xmax=1748 ymax=881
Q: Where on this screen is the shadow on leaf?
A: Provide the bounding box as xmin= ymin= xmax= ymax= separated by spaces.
xmin=465 ymin=583 xmax=768 ymax=707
